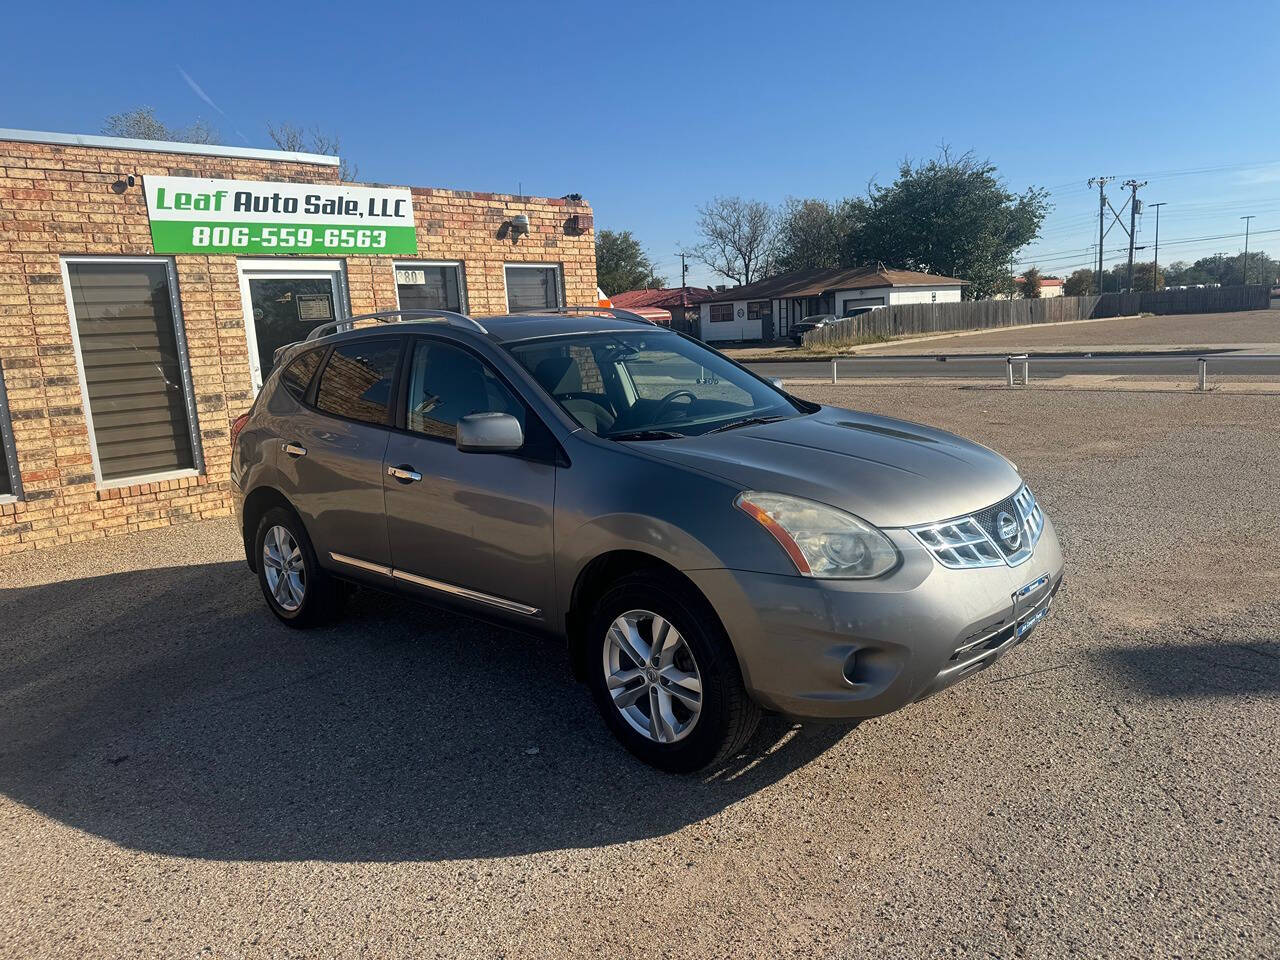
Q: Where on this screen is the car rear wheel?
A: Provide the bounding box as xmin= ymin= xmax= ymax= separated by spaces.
xmin=586 ymin=572 xmax=760 ymax=773
xmin=255 ymin=506 xmax=344 ymax=628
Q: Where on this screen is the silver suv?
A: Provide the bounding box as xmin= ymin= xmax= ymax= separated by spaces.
xmin=231 ymin=308 xmax=1064 ymax=772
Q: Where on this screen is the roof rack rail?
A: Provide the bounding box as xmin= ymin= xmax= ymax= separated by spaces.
xmin=528 ymin=305 xmax=657 ymax=325
xmin=305 ymin=309 xmax=488 ymax=342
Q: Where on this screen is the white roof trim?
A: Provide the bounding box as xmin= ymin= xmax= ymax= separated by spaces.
xmin=0 ymin=128 xmax=340 ymax=166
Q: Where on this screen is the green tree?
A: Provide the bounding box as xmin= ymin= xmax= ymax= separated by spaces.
xmin=103 ymin=106 xmax=221 ymax=144
xmin=840 ymin=149 xmax=1050 ymax=300
xmin=1063 ymin=268 xmax=1095 ymax=296
xmin=1131 ymin=261 xmax=1164 ymax=292
xmin=773 ymin=197 xmax=848 ymax=274
xmin=1020 ymin=266 xmax=1042 ymax=298
xmin=1164 ymin=252 xmax=1278 ymax=288
xmin=595 ymin=230 xmax=665 ymax=295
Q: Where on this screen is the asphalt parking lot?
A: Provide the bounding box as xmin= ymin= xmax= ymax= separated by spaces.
xmin=1 ymin=384 xmax=1277 ymax=959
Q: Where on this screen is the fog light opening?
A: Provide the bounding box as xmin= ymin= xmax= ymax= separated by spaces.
xmin=843 ymin=646 xmax=898 ymax=689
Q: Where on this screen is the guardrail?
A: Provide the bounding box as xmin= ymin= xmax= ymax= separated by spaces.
xmin=827 ymin=354 xmax=1280 ymax=391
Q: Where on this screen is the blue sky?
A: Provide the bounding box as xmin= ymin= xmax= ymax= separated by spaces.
xmin=4 ymin=0 xmax=1279 ymax=287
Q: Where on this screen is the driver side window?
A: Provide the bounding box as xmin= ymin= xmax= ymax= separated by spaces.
xmin=405 ymin=340 xmax=525 ymax=441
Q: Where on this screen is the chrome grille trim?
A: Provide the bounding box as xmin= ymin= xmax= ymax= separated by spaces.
xmin=910 ymin=484 xmax=1045 ymax=569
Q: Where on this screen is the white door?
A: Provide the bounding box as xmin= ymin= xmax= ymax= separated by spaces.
xmin=238 ymin=258 xmax=350 ymax=391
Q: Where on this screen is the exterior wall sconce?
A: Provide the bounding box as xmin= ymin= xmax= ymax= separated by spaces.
xmin=509 ymin=214 xmax=530 ymax=241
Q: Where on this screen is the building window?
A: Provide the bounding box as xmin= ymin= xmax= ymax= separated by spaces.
xmin=314 ymin=338 xmax=403 ymax=426
xmin=505 ymin=265 xmax=562 ymax=312
xmin=709 ymin=303 xmax=734 ymax=323
xmin=396 ymin=263 xmax=465 ymax=313
xmin=0 ymin=358 xmax=20 ymax=499
xmin=747 ymin=301 xmax=771 ymax=321
xmin=63 ymin=258 xmax=202 ymax=485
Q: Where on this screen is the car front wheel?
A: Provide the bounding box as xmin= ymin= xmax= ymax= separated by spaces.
xmin=586 ymin=572 xmax=760 ymax=773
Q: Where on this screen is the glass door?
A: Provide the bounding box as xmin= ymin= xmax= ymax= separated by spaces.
xmin=238 ymin=259 xmax=349 ymax=391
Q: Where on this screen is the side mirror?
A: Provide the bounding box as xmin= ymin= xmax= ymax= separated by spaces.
xmin=768 ymin=377 xmax=785 ymax=389
xmin=457 ymin=412 xmax=524 ymax=453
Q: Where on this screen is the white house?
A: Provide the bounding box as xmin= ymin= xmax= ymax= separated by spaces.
xmin=696 ymin=265 xmax=967 ymax=342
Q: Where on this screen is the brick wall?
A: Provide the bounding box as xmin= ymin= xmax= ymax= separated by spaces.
xmin=0 ymin=135 xmax=596 ymax=555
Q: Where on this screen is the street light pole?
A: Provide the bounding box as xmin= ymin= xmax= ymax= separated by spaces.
xmin=1149 ymin=202 xmax=1166 ymax=292
xmin=1241 ymin=215 xmax=1255 ymax=285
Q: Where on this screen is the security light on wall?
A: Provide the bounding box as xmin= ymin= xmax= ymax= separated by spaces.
xmin=509 ymin=214 xmax=530 ymax=240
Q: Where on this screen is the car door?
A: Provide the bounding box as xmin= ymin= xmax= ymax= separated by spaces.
xmin=382 ymin=335 xmax=556 ymax=623
xmin=278 ymin=335 xmax=403 ymax=572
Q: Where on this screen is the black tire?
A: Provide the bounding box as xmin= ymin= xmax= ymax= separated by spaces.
xmin=254 ymin=506 xmax=344 ymax=628
xmin=585 ymin=571 xmax=760 ymax=773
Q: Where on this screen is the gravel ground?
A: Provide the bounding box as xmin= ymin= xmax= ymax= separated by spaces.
xmin=1 ymin=385 xmax=1277 ymax=959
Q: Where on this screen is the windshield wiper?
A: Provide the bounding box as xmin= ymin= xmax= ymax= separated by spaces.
xmin=607 ymin=429 xmax=685 ymax=442
xmin=706 ymin=415 xmax=788 ymax=435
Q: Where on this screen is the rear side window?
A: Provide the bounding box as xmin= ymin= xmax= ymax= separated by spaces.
xmin=280 ymin=349 xmax=323 ymax=402
xmin=314 ymin=339 xmax=402 ymax=426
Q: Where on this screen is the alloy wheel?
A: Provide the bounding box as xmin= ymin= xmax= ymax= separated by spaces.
xmin=603 ymin=609 xmax=703 ymax=744
xmin=262 ymin=524 xmax=306 ymax=612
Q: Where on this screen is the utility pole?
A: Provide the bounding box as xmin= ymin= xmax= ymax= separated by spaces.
xmin=1088 ymin=177 xmax=1113 ymax=294
xmin=1149 ymin=202 xmax=1166 ymax=292
xmin=677 ymin=251 xmax=689 ymax=288
xmin=1241 ymin=216 xmax=1255 ymax=285
xmin=1123 ymin=179 xmax=1146 ymax=292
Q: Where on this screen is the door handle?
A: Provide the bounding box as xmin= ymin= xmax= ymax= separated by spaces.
xmin=282 ymin=442 xmax=307 ymax=458
xmin=387 ymin=464 xmax=422 ymax=483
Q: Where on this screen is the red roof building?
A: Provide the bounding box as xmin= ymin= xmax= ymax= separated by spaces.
xmin=609 ymin=287 xmax=720 ymax=332
xmin=610 ymin=287 xmax=720 ymax=309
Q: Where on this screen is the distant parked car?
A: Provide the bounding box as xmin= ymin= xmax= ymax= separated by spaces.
xmin=791 ymin=307 xmax=878 ymax=345
xmin=790 ymin=313 xmax=837 ymax=345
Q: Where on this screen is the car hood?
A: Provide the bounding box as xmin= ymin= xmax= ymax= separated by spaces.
xmin=640 ymin=407 xmax=1022 ymax=528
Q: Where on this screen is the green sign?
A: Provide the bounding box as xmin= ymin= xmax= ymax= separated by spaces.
xmin=144 ymin=176 xmax=418 ymax=255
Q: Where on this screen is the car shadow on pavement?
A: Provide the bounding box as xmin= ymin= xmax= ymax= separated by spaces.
xmin=0 ymin=562 xmax=850 ymax=863
xmin=1092 ymin=640 xmax=1280 ymax=698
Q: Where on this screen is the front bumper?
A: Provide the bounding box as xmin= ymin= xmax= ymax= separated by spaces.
xmin=688 ymin=515 xmax=1065 ymax=719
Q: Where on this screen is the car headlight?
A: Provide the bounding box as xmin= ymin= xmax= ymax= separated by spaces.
xmin=735 ymin=491 xmax=899 ymax=579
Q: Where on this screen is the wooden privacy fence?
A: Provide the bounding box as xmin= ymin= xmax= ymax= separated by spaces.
xmin=803 ymin=284 xmax=1273 ymax=348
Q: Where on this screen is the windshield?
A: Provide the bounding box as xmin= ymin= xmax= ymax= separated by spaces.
xmin=506 ymin=331 xmax=804 ymax=439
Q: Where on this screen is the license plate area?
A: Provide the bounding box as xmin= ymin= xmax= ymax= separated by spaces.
xmin=1013 ymin=573 xmax=1052 ymax=613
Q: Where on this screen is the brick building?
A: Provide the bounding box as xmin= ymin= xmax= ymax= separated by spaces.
xmin=0 ymin=129 xmax=597 ymax=555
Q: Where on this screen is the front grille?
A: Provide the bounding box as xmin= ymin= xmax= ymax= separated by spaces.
xmin=911 ymin=484 xmax=1045 ymax=569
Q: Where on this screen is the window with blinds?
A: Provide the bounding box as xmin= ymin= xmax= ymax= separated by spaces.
xmin=0 ymin=361 xmax=15 ymax=497
xmin=505 ymin=265 xmax=562 ymax=312
xmin=396 ymin=263 xmax=464 ymax=313
xmin=65 ymin=260 xmax=198 ymax=483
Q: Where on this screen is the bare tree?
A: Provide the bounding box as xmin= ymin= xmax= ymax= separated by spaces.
xmin=268 ymin=122 xmax=359 ymax=182
xmin=103 ymin=106 xmax=221 ymax=144
xmin=694 ymin=196 xmax=776 ymax=286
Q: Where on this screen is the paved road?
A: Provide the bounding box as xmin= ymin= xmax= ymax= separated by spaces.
xmin=748 ymin=351 xmax=1280 ymax=381
xmin=1 ymin=385 xmax=1277 ymax=958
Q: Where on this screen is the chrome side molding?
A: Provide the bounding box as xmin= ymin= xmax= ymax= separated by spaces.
xmin=328 ymin=552 xmax=540 ymax=618
xmin=329 ymin=552 xmax=392 ymax=576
